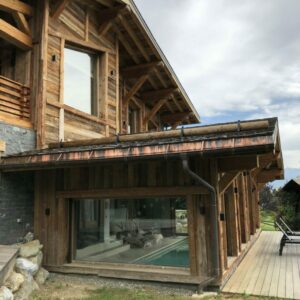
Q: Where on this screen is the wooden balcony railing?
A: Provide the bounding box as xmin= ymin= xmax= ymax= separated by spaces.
xmin=0 ymin=75 xmax=30 ymax=121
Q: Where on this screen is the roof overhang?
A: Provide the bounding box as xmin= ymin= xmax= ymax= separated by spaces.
xmin=0 ymin=118 xmax=284 ymax=183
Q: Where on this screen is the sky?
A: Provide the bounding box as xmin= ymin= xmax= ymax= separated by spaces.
xmin=134 ymin=0 xmax=300 ymax=186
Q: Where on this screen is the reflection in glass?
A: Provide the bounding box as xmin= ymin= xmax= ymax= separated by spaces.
xmin=64 ymin=48 xmax=93 ymax=114
xmin=74 ymin=197 xmax=189 ymax=268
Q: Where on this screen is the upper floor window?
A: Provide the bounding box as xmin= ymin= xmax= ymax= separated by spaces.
xmin=64 ymin=47 xmax=96 ymax=115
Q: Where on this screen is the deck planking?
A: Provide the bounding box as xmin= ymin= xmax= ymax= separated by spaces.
xmin=222 ymin=231 xmax=300 ymax=300
xmin=0 ymin=245 xmax=19 ymax=285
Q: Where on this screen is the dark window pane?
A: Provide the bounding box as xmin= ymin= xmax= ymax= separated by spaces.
xmin=74 ymin=197 xmax=189 ymax=268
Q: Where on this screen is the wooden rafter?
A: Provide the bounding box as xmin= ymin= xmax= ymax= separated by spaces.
xmin=161 ymin=112 xmax=193 ymax=124
xmin=121 ymin=61 xmax=162 ymax=79
xmin=143 ymin=99 xmax=167 ymax=125
xmin=118 ymin=15 xmax=150 ymax=61
xmin=257 ymin=169 xmax=283 ymax=183
xmin=218 ymin=156 xmax=259 ymax=172
xmin=0 ymin=0 xmax=33 ymax=16
xmin=98 ymin=4 xmax=127 ymax=35
xmin=140 ymin=88 xmax=178 ymax=102
xmin=51 ymin=0 xmax=70 ymax=20
xmin=0 ymin=18 xmax=32 ymax=49
xmin=123 ymin=75 xmax=148 ymax=105
xmin=114 ymin=24 xmax=139 ymax=64
xmin=12 ymin=11 xmax=30 ymax=35
xmin=219 ymin=171 xmax=240 ymax=194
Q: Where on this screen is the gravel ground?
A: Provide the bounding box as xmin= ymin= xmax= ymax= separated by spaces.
xmin=31 ymin=273 xmax=199 ymax=299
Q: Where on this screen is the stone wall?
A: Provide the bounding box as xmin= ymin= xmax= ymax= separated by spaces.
xmin=0 ymin=122 xmax=36 ymax=244
xmin=0 ymin=239 xmax=49 ymax=300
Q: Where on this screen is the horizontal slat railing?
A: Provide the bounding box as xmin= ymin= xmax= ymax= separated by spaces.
xmin=0 ymin=76 xmax=30 ymax=120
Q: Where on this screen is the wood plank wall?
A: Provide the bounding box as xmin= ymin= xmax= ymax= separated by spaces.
xmin=34 ymin=157 xmax=212 ymax=277
xmin=219 ymin=172 xmax=261 ymax=277
xmin=34 ymin=156 xmax=260 ymax=281
xmin=43 ymin=1 xmax=119 ymax=145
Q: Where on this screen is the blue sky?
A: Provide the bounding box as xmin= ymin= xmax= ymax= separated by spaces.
xmin=134 ymin=0 xmax=300 ymax=187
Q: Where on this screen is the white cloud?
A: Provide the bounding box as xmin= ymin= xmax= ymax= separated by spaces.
xmin=134 ymin=0 xmax=300 ymax=168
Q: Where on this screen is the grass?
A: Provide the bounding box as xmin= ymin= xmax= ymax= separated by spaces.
xmin=82 ymin=288 xmax=192 ymax=300
xmin=32 ymin=287 xmax=281 ymax=300
xmin=260 ymin=210 xmax=276 ymax=231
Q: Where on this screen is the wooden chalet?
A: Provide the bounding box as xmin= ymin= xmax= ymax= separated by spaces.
xmin=0 ymin=0 xmax=284 ymax=290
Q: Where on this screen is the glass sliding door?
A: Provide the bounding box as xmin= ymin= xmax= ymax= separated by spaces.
xmin=73 ymin=197 xmax=189 ymax=268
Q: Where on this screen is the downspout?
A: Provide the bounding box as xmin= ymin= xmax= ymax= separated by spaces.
xmin=181 ymin=154 xmax=220 ymax=278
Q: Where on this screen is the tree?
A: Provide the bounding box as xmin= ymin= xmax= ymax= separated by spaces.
xmin=259 ymin=184 xmax=278 ymax=211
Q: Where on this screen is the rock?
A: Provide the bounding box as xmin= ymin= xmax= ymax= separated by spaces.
xmin=23 ymin=232 xmax=34 ymax=243
xmin=14 ymin=275 xmax=39 ymax=300
xmin=192 ymin=292 xmax=218 ymax=299
xmin=15 ymin=258 xmax=38 ymax=276
xmin=5 ymin=272 xmax=24 ymax=292
xmin=34 ymin=268 xmax=49 ymax=285
xmin=153 ymin=233 xmax=163 ymax=244
xmin=28 ymin=251 xmax=43 ymax=267
xmin=19 ymin=240 xmax=43 ymax=258
xmin=0 ymin=286 xmax=14 ymax=300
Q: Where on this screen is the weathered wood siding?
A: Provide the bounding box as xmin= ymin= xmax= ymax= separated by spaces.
xmin=44 ymin=1 xmax=119 ymax=145
xmin=34 ymin=157 xmax=212 ymax=278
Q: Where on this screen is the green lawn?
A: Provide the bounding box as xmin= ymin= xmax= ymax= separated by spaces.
xmin=31 ymin=273 xmax=285 ymax=300
xmin=82 ymin=288 xmax=192 ymax=300
xmin=260 ymin=210 xmax=276 ymax=231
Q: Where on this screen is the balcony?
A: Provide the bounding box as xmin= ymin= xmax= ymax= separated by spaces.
xmin=0 ymin=75 xmax=31 ymax=128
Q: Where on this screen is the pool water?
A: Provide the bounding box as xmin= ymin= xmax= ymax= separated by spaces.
xmin=140 ymin=240 xmax=189 ymax=268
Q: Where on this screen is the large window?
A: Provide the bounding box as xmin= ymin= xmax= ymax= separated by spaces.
xmin=64 ymin=47 xmax=96 ymax=115
xmin=73 ymin=197 xmax=189 ymax=268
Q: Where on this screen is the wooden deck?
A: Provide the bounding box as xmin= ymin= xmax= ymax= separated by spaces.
xmin=0 ymin=245 xmax=19 ymax=285
xmin=222 ymin=231 xmax=300 ymax=299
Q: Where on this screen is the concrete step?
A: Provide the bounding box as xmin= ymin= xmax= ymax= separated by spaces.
xmin=77 ymin=240 xmax=123 ymax=259
xmin=0 ymin=245 xmax=19 ymax=286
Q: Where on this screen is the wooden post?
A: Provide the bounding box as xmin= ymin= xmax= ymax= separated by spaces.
xmin=210 ymin=159 xmax=226 ymax=276
xmin=115 ymin=38 xmax=120 ymax=133
xmin=36 ymin=0 xmax=49 ymax=148
xmin=59 ymin=38 xmax=65 ymax=142
xmin=225 ymin=184 xmax=239 ymax=256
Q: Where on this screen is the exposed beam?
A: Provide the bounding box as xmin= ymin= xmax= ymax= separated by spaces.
xmin=161 ymin=112 xmax=193 ymax=124
xmin=13 ymin=11 xmax=31 ymax=35
xmin=140 ymin=88 xmax=179 ymax=102
xmin=123 ymin=75 xmax=148 ymax=105
xmin=218 ymin=155 xmax=259 ymax=172
xmin=219 ymin=171 xmax=240 ymax=194
xmin=121 ymin=61 xmax=162 ymax=79
xmin=98 ymin=4 xmax=127 ymax=35
xmin=0 ymin=18 xmax=32 ymax=50
xmin=0 ymin=0 xmax=33 ymax=16
xmin=259 ymin=152 xmax=278 ymax=169
xmin=118 ymin=15 xmax=150 ymax=61
xmin=114 ymin=24 xmax=139 ymax=64
xmin=257 ymin=169 xmax=284 ymax=183
xmin=51 ymin=0 xmax=70 ymax=20
xmin=143 ymin=98 xmax=167 ymax=125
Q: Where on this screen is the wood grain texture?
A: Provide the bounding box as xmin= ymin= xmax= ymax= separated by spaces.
xmin=223 ymin=231 xmax=300 ymax=300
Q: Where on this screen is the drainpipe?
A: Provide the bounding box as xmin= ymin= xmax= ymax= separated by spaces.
xmin=181 ymin=154 xmax=220 ymax=278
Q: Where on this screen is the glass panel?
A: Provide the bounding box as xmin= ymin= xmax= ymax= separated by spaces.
xmin=64 ymin=48 xmax=93 ymax=114
xmin=74 ymin=197 xmax=189 ymax=268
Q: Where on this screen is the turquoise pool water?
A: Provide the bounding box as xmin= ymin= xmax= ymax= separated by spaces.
xmin=140 ymin=239 xmax=189 ymax=268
